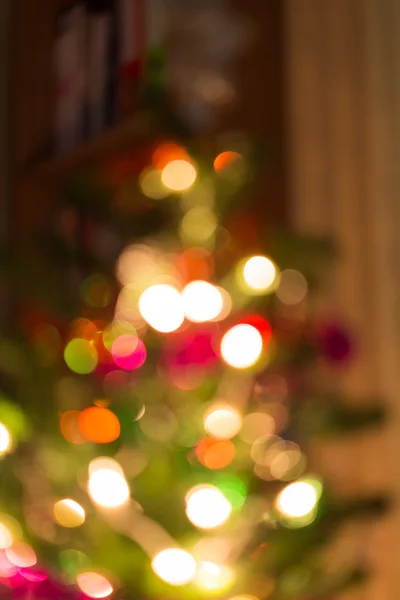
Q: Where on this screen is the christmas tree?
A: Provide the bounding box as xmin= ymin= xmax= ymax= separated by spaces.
xmin=1 ymin=6 xmax=386 ymax=599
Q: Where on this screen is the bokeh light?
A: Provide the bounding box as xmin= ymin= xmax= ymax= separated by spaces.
xmin=88 ymin=464 xmax=130 ymax=508
xmin=200 ymin=439 xmax=236 ymax=470
xmin=139 ymin=167 xmax=168 ymax=200
xmin=0 ymin=423 xmax=11 ymax=455
xmin=204 ymin=405 xmax=242 ymax=439
xmin=240 ymin=413 xmax=275 ymax=445
xmin=116 ymin=244 xmax=160 ymax=289
xmin=153 ymin=142 xmax=189 ymax=170
xmin=186 ymin=485 xmax=232 ymax=529
xmin=111 ymin=336 xmax=146 ymax=371
xmin=53 ymin=499 xmax=85 ymax=528
xmin=79 ymin=407 xmax=120 ymax=444
xmin=80 ymin=274 xmax=112 ymax=308
xmin=60 ymin=410 xmax=86 ymax=445
xmin=242 ymin=256 xmax=278 ymax=293
xmin=6 ymin=542 xmax=36 ymax=568
xmin=221 ymin=324 xmax=263 ymax=369
xmin=76 ymin=572 xmax=113 ymax=598
xmin=161 ymin=159 xmax=197 ymax=192
xmin=0 ymin=524 xmax=13 ymax=549
xmin=214 ymin=151 xmax=246 ymax=184
xmin=139 ymin=285 xmax=184 ymax=333
xmin=195 ymin=561 xmax=235 ymax=592
xmin=151 ymin=548 xmax=197 ymax=586
xmin=64 ymin=339 xmax=98 ymax=375
xmin=276 ymin=269 xmax=308 ymax=305
xmin=89 ymin=457 xmax=124 ymax=476
xmin=182 ymin=281 xmax=223 ymax=323
xmin=176 ymin=248 xmax=214 ymax=282
xmin=275 ymin=481 xmax=318 ymax=518
xmin=180 ymin=207 xmax=218 ymax=246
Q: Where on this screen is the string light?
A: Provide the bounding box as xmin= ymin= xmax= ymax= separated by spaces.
xmin=151 ymin=548 xmax=197 ymax=586
xmin=161 ymin=159 xmax=197 ymax=192
xmin=76 ymin=572 xmax=113 ymax=598
xmin=139 ymin=285 xmax=184 ymax=333
xmin=221 ymin=324 xmax=263 ymax=369
xmin=88 ymin=463 xmax=130 ymax=508
xmin=242 ymin=256 xmax=278 ymax=293
xmin=53 ymin=499 xmax=85 ymax=528
xmin=182 ymin=281 xmax=223 ymax=322
xmin=185 ymin=485 xmax=232 ymax=529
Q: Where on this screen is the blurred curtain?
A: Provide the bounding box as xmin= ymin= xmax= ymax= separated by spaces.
xmin=284 ymin=1 xmax=400 ymax=598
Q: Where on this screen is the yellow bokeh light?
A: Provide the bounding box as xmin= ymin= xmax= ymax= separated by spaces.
xmin=204 ymin=405 xmax=242 ymax=439
xmin=6 ymin=541 xmax=36 ymax=568
xmin=240 ymin=412 xmax=275 ymax=444
xmin=180 ymin=207 xmax=218 ymax=246
xmin=185 ymin=485 xmax=232 ymax=530
xmin=182 ymin=281 xmax=223 ymax=323
xmin=139 ymin=284 xmax=184 ymax=333
xmin=161 ymin=159 xmax=197 ymax=192
xmin=76 ymin=572 xmax=113 ymax=598
xmin=0 ymin=423 xmax=11 ymax=455
xmin=0 ymin=523 xmax=13 ymax=549
xmin=195 ymin=561 xmax=235 ymax=591
xmin=221 ymin=324 xmax=263 ymax=369
xmin=88 ymin=466 xmax=130 ymax=508
xmin=243 ymin=256 xmax=278 ymax=292
xmin=151 ymin=548 xmax=197 ymax=586
xmin=275 ymin=481 xmax=318 ymax=518
xmin=53 ymin=499 xmax=85 ymax=528
xmin=89 ymin=457 xmax=124 ymax=476
xmin=139 ymin=167 xmax=169 ymax=200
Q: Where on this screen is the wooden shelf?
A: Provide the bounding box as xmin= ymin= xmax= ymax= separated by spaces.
xmin=19 ymin=111 xmax=158 ymax=184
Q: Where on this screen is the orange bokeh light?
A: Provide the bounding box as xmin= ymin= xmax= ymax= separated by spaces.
xmin=60 ymin=411 xmax=86 ymax=445
xmin=79 ymin=407 xmax=120 ymax=444
xmin=153 ymin=142 xmax=189 ymax=170
xmin=213 ymin=151 xmax=241 ymax=173
xmin=196 ymin=438 xmax=236 ymax=470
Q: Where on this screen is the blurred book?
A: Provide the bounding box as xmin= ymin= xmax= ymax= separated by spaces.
xmin=54 ymin=2 xmax=87 ymax=153
xmin=86 ymin=0 xmax=116 ymax=136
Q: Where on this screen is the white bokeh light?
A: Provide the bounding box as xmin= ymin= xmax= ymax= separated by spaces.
xmin=204 ymin=405 xmax=242 ymax=439
xmin=139 ymin=284 xmax=184 ymax=333
xmin=243 ymin=256 xmax=278 ymax=292
xmin=195 ymin=561 xmax=234 ymax=591
xmin=186 ymin=485 xmax=232 ymax=530
xmin=182 ymin=281 xmax=223 ymax=322
xmin=161 ymin=160 xmax=197 ymax=192
xmin=221 ymin=324 xmax=263 ymax=369
xmin=151 ymin=548 xmax=197 ymax=586
xmin=275 ymin=481 xmax=318 ymax=518
xmin=0 ymin=423 xmax=11 ymax=455
xmin=88 ymin=467 xmax=130 ymax=508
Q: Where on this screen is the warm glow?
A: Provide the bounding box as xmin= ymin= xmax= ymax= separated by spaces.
xmin=139 ymin=284 xmax=184 ymax=333
xmin=53 ymin=499 xmax=85 ymax=528
xmin=139 ymin=167 xmax=169 ymax=200
xmin=88 ymin=466 xmax=130 ymax=508
xmin=240 ymin=412 xmax=275 ymax=444
xmin=221 ymin=324 xmax=263 ymax=369
xmin=275 ymin=481 xmax=318 ymax=518
xmin=6 ymin=541 xmax=36 ymax=568
xmin=0 ymin=523 xmax=13 ymax=549
xmin=182 ymin=281 xmax=223 ymax=322
xmin=77 ymin=572 xmax=113 ymax=598
xmin=161 ymin=159 xmax=197 ymax=192
xmin=180 ymin=207 xmax=218 ymax=246
xmin=204 ymin=405 xmax=242 ymax=439
xmin=276 ymin=269 xmax=308 ymax=305
xmin=79 ymin=407 xmax=121 ymax=444
xmin=0 ymin=423 xmax=11 ymax=454
xmin=243 ymin=256 xmax=278 ymax=292
xmin=202 ymin=440 xmax=236 ymax=470
xmin=195 ymin=561 xmax=235 ymax=591
xmin=151 ymin=548 xmax=197 ymax=586
xmin=186 ymin=485 xmax=232 ymax=529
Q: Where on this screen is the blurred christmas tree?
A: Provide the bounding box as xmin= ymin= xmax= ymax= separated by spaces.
xmin=0 ymin=5 xmax=386 ymax=600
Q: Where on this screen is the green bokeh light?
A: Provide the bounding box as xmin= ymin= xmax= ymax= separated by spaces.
xmin=64 ymin=339 xmax=98 ymax=375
